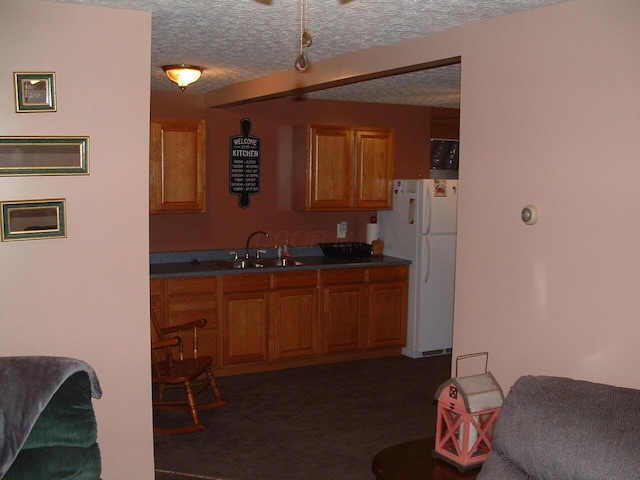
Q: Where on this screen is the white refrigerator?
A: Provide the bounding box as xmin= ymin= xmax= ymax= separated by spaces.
xmin=377 ymin=179 xmax=458 ymax=358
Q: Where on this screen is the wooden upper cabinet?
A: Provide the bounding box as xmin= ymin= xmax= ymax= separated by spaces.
xmin=355 ymin=129 xmax=394 ymax=210
xmin=293 ymin=125 xmax=394 ymax=211
xmin=149 ymin=118 xmax=206 ymax=214
xmin=310 ymin=126 xmax=354 ymax=210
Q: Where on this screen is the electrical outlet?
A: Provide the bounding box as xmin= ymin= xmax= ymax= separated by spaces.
xmin=337 ymin=221 xmax=347 ymax=239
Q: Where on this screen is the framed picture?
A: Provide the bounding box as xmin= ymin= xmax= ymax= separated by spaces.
xmin=1 ymin=199 xmax=66 ymax=241
xmin=14 ymin=72 xmax=56 ymax=112
xmin=0 ymin=136 xmax=89 ymax=176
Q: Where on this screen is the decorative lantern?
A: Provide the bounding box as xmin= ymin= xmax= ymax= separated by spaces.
xmin=432 ymin=356 xmax=504 ymax=472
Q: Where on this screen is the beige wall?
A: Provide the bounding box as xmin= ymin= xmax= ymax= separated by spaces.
xmin=452 ymin=0 xmax=640 ymax=390
xmin=0 ymin=1 xmax=154 ymax=478
xmin=157 ymin=0 xmax=640 ymax=393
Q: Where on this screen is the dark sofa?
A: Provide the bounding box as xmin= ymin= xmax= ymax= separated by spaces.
xmin=0 ymin=357 xmax=102 ymax=480
xmin=477 ymin=375 xmax=640 ymax=480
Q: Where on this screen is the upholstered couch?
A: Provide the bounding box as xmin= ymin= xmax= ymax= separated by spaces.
xmin=0 ymin=357 xmax=102 ymax=480
xmin=477 ymin=375 xmax=640 ymax=480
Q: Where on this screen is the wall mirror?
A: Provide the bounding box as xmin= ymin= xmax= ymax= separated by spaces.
xmin=0 ymin=137 xmax=89 ymax=175
xmin=1 ymin=199 xmax=66 ymax=241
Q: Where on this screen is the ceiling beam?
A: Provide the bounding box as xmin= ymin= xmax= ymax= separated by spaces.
xmin=204 ymin=28 xmax=462 ymax=108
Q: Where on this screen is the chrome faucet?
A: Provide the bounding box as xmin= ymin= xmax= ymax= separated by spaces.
xmin=245 ymin=230 xmax=270 ymax=259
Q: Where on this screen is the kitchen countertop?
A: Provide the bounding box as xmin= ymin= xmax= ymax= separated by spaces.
xmin=150 ymin=250 xmax=410 ymax=279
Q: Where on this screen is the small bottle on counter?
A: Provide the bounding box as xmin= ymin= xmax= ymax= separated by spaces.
xmin=283 ymin=239 xmax=290 ymax=259
xmin=276 ymin=245 xmax=282 ymax=260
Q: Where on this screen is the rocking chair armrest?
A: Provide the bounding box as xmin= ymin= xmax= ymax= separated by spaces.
xmin=152 ymin=337 xmax=181 ymax=350
xmin=159 ymin=318 xmax=207 ymax=335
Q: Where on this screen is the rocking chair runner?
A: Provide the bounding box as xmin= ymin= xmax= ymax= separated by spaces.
xmin=151 ymin=310 xmax=227 ymax=434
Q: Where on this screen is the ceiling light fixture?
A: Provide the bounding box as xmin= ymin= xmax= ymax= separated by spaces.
xmin=162 ymin=64 xmax=204 ymax=91
xmin=294 ymin=0 xmax=312 ymax=72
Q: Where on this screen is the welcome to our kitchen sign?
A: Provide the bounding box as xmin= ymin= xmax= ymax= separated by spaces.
xmin=229 ymin=118 xmax=260 ymax=208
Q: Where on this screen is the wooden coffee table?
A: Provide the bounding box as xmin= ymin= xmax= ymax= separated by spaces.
xmin=372 ymin=437 xmax=480 ymax=480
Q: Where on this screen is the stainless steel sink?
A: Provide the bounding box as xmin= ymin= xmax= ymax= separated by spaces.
xmin=208 ymin=258 xmax=305 ymax=270
xmin=254 ymin=258 xmax=305 ymax=268
xmin=209 ymin=259 xmax=252 ymax=269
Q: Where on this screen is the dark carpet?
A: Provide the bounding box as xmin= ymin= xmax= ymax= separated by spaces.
xmin=154 ymin=354 xmax=452 ymax=480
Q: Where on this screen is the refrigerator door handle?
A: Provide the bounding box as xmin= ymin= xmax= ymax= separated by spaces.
xmin=426 ymin=186 xmax=432 ymax=234
xmin=421 ymin=182 xmax=432 ymax=235
xmin=424 ymin=236 xmax=431 ymax=284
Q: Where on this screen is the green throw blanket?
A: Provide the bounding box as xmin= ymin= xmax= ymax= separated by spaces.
xmin=0 ymin=357 xmax=102 ymax=479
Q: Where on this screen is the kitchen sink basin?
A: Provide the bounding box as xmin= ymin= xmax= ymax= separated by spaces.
xmin=208 ymin=258 xmax=305 ymax=269
xmin=209 ymin=259 xmax=253 ymax=269
xmin=254 ymin=258 xmax=305 ymax=268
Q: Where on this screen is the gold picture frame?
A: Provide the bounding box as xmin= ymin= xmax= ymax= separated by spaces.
xmin=0 ymin=136 xmax=89 ymax=176
xmin=14 ymin=72 xmax=56 ymax=112
xmin=1 ymin=199 xmax=67 ymax=241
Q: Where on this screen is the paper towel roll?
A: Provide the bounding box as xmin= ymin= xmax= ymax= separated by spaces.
xmin=366 ymin=223 xmax=380 ymax=244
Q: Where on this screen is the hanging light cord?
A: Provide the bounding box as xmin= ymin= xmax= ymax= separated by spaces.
xmin=300 ymin=0 xmax=304 ymax=53
xmin=295 ymin=0 xmax=311 ymax=72
xmin=304 ymin=0 xmax=309 ymax=44
xmin=303 ymin=0 xmax=311 ymax=47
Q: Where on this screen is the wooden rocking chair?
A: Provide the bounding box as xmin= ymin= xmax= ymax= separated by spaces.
xmin=151 ymin=309 xmax=227 ymax=434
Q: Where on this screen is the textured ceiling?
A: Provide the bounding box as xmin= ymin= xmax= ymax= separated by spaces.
xmin=48 ymin=0 xmax=565 ymax=107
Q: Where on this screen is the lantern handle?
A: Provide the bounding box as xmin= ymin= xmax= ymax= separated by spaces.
xmin=455 ymin=352 xmax=489 ymax=377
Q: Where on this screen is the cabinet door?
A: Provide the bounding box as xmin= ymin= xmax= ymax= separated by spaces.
xmin=355 ymin=129 xmax=394 ymax=209
xmin=323 ymin=283 xmax=366 ymax=353
xmin=150 ymin=278 xmax=165 ymax=322
xmin=368 ymin=266 xmax=408 ymax=348
xmin=308 ymin=126 xmax=354 ymax=210
xmin=166 ymin=276 xmax=218 ymax=363
xmin=273 ymin=287 xmax=319 ymax=360
xmin=150 ymin=278 xmax=166 ymax=345
xmin=222 ymin=273 xmax=271 ymax=366
xmin=273 ymin=271 xmax=319 ymax=360
xmin=222 ymin=291 xmax=270 ymax=366
xmin=368 ymin=281 xmax=407 ymax=348
xmin=149 ymin=118 xmax=205 ymax=213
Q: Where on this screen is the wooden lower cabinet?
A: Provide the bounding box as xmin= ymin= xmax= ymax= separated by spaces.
xmin=223 ymin=291 xmax=270 ymax=365
xmin=323 ymin=266 xmax=408 ymax=352
xmin=323 ymin=285 xmax=366 ymax=353
xmin=150 ymin=265 xmax=407 ymax=375
xmin=368 ymin=268 xmax=408 ymax=348
xmin=151 ymin=276 xmax=218 ymax=364
xmin=222 ymin=273 xmax=270 ymax=366
xmin=150 ymin=278 xmax=165 ymax=326
xmin=272 ymin=270 xmax=320 ymax=360
xmin=323 ymin=268 xmax=367 ymax=353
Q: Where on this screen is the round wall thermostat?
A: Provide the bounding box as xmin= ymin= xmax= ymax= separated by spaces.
xmin=521 ymin=205 xmax=539 ymax=225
